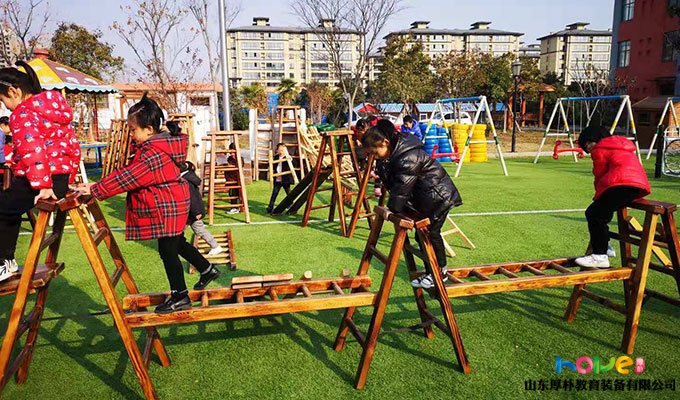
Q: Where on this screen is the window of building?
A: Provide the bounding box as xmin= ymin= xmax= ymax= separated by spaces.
xmin=593 ymin=36 xmax=611 ymax=43
xmin=662 ymin=31 xmax=679 ymax=62
xmin=618 ymin=41 xmax=630 ymax=67
xmin=637 ymin=112 xmax=651 ymax=126
xmin=264 ymin=42 xmax=284 ymax=50
xmin=266 ymin=52 xmax=284 ymax=60
xmin=572 ymin=36 xmax=589 ymax=43
xmin=267 ymin=32 xmax=284 ymax=40
xmin=242 ymin=32 xmax=260 ymax=40
xmin=241 ymin=42 xmax=260 ymax=50
xmin=622 ymin=0 xmax=634 ymax=21
xmin=592 ymin=44 xmax=610 ymax=52
xmin=189 ymin=97 xmax=210 ymax=107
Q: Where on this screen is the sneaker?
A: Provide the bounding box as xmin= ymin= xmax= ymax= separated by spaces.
xmin=194 ymin=265 xmax=222 ymax=290
xmin=575 ymin=254 xmax=610 ymax=268
xmin=411 ymin=267 xmax=449 ymax=289
xmin=4 ymin=258 xmax=18 ymax=274
xmin=0 ymin=259 xmax=13 ymax=282
xmin=227 ymin=208 xmax=240 ymax=215
xmin=207 ymin=246 xmax=224 ymax=256
xmin=154 ymin=291 xmax=191 ymax=314
xmin=607 ymin=243 xmax=616 ymax=258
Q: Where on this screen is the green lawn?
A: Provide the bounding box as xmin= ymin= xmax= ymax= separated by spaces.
xmin=3 ymin=156 xmax=680 ymax=400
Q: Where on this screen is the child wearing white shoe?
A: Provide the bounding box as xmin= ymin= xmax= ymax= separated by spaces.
xmin=180 ymin=161 xmax=224 ymax=256
xmin=575 ymin=125 xmax=650 ymax=268
xmin=361 ymin=120 xmax=462 ymax=289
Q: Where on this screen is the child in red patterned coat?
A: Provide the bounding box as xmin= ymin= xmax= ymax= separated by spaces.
xmin=77 ymin=95 xmax=221 ymax=313
xmin=0 ymin=61 xmax=80 ymax=281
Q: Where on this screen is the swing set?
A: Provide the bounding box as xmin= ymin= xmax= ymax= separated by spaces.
xmin=534 ymin=95 xmax=641 ymax=163
xmin=644 ymin=97 xmax=680 ymax=177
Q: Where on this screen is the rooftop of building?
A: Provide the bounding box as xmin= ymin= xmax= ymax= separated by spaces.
xmin=537 ymin=22 xmax=612 ymax=40
xmin=228 ymin=17 xmax=362 ymax=35
xmin=384 ymin=21 xmax=523 ymax=39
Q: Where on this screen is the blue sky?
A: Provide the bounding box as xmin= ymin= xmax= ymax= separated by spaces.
xmin=54 ymin=0 xmax=615 ymax=80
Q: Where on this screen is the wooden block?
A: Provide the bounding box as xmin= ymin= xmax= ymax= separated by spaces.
xmin=231 ymin=282 xmax=262 ymax=290
xmin=302 ymin=271 xmax=313 ymax=280
xmin=341 ymin=268 xmax=351 ymax=278
xmin=262 ymin=273 xmax=294 ymax=283
xmin=231 ymin=275 xmax=263 ymax=285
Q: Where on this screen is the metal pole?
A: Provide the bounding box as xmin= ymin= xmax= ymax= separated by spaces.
xmin=218 ymin=0 xmax=231 ymax=131
xmin=511 ymin=77 xmax=518 ymax=152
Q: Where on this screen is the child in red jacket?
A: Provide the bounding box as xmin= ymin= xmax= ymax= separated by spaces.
xmin=575 ymin=125 xmax=651 ymax=268
xmin=0 ymin=62 xmax=80 ymax=281
xmin=76 ymin=95 xmax=220 ymax=313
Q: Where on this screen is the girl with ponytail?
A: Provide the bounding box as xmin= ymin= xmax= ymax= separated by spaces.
xmin=0 ymin=61 xmax=80 ymax=281
xmin=76 ymin=94 xmax=220 ymax=314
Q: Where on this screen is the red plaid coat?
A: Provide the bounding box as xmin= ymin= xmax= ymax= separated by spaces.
xmin=91 ymin=133 xmax=190 ymax=241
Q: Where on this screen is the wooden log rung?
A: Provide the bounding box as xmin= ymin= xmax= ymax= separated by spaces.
xmin=548 ymin=262 xmax=574 ymax=274
xmin=644 ymin=289 xmax=680 ymax=307
xmin=368 ymin=246 xmax=389 ymax=266
xmin=470 ymin=270 xmax=491 ymax=281
xmin=581 ymin=289 xmax=626 ymax=314
xmin=344 ymin=317 xmax=366 ymax=348
xmin=38 ymin=233 xmax=59 ymax=253
xmin=331 ymin=282 xmax=344 ymax=295
xmin=523 ymin=265 xmax=546 ymax=276
xmin=497 ymin=267 xmax=519 ymax=279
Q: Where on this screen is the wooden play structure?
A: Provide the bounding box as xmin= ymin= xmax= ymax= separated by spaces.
xmin=277 ymin=106 xmax=306 ymax=178
xmin=201 ymin=132 xmax=250 ymax=224
xmin=168 ymin=113 xmax=198 ymax=165
xmin=272 ymin=130 xmax=375 ymax=238
xmin=251 ymin=109 xmax=275 ymax=181
xmin=267 ymin=149 xmax=299 ymax=189
xmin=427 ymin=96 xmax=508 ymax=177
xmin=0 ymin=192 xmax=678 ymax=397
xmin=101 ymin=119 xmax=132 ymax=177
xmin=441 ymin=216 xmax=475 ymax=258
xmin=535 ymin=95 xmax=641 ymax=163
xmin=190 ymin=230 xmax=237 ymax=273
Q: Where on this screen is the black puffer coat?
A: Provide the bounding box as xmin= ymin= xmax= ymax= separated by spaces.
xmin=377 ymin=133 xmax=462 ymax=218
xmin=180 ymin=165 xmax=205 ymax=223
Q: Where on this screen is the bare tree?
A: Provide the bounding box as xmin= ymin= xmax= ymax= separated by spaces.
xmin=186 ymin=0 xmax=241 ymax=127
xmin=112 ymin=0 xmax=200 ymax=111
xmin=0 ymin=0 xmax=50 ymax=64
xmin=291 ymin=0 xmax=404 ymax=124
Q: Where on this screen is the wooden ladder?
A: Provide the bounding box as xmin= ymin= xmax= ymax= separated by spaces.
xmin=202 ymin=132 xmax=251 ymax=224
xmin=0 ymin=195 xmax=170 ymax=400
xmin=253 ymin=111 xmax=274 ymax=181
xmin=101 ymin=119 xmax=132 ymax=178
xmin=276 ymin=106 xmax=305 ymax=178
xmin=168 ymin=113 xmax=198 ymax=165
xmin=300 ymin=131 xmax=375 ymax=238
xmin=268 ymin=149 xmax=299 ymax=189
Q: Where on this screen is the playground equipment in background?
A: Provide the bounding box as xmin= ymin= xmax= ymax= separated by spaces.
xmin=643 ymin=97 xmax=680 ymax=178
xmin=423 ymin=125 xmax=455 ymax=162
xmin=200 ymin=132 xmax=250 ymax=224
xmin=535 ymin=95 xmax=641 ymax=164
xmin=101 ymin=119 xmax=132 ymax=178
xmin=250 ymin=109 xmax=275 ymax=181
xmin=276 ymin=106 xmax=307 ymax=179
xmin=189 ymin=230 xmax=237 ymax=273
xmin=268 ymin=149 xmax=299 ymax=189
xmin=430 ymin=144 xmax=460 ymax=163
xmin=0 ymin=191 xmax=678 ymax=398
xmin=441 ymin=215 xmax=475 ymax=257
xmin=426 ymin=96 xmax=507 ymax=177
xmin=552 ymin=140 xmax=585 ymax=160
xmin=167 ymin=113 xmax=198 ymax=165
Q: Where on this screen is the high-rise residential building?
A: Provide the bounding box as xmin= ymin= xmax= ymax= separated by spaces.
xmin=519 ymin=43 xmax=541 ymax=60
xmin=0 ymin=27 xmax=19 ymax=68
xmin=226 ymin=17 xmax=364 ymax=89
xmin=367 ymin=48 xmax=384 ymax=82
xmin=383 ymin=21 xmax=523 ymax=59
xmin=610 ymin=0 xmax=680 ymax=102
xmin=538 ymin=22 xmax=612 ymax=85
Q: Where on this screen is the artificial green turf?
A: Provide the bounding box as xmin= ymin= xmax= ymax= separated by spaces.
xmin=2 ymin=157 xmax=680 ymax=399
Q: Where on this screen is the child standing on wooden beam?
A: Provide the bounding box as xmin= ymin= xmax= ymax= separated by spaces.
xmin=575 ymin=125 xmax=651 ymax=268
xmin=76 ymin=94 xmax=221 ymax=313
xmin=361 ymin=120 xmax=463 ymax=289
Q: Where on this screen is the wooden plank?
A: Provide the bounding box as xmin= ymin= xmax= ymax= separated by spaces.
xmin=125 ymin=292 xmax=377 ymax=328
xmin=447 ymin=258 xmax=573 ymax=278
xmin=231 ymin=282 xmax=262 ymax=290
xmin=446 ymin=268 xmax=633 ymax=298
xmin=231 ymin=276 xmax=264 ymax=285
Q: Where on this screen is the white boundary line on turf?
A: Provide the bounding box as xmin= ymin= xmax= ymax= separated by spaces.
xmin=18 ymin=208 xmax=586 ymax=235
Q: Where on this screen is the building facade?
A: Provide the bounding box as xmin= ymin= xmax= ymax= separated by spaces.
xmin=0 ymin=27 xmax=19 ymax=68
xmin=226 ymin=17 xmax=364 ymax=89
xmin=538 ymin=22 xmax=612 ymax=85
xmin=519 ymin=43 xmax=541 ymax=60
xmin=610 ymin=0 xmax=680 ymax=102
xmin=383 ymin=21 xmax=523 ymax=60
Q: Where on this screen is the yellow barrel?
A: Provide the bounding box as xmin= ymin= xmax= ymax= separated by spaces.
xmin=469 ymin=124 xmax=488 ymax=162
xmin=452 ymin=123 xmax=470 ymax=163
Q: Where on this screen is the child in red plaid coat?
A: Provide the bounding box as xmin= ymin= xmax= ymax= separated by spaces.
xmin=77 ymin=95 xmax=221 ymax=313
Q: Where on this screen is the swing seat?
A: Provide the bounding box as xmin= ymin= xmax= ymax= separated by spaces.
xmin=552 ymin=140 xmax=585 ymax=160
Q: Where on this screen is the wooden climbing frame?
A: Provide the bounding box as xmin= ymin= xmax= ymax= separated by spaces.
xmin=441 ymin=216 xmax=475 ymax=258
xmin=101 ymin=119 xmax=132 ymax=178
xmin=268 ymin=149 xmax=299 ymax=189
xmin=201 ymin=132 xmax=250 ymax=224
xmin=168 ymin=113 xmax=198 ymax=165
xmin=190 ymin=230 xmax=237 ymax=272
xmin=277 ymin=106 xmax=305 ymax=177
xmin=253 ymin=110 xmax=274 ymax=181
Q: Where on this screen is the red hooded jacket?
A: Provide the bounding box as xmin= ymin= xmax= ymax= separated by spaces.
xmin=91 ymin=133 xmax=190 ymax=241
xmin=591 ymin=135 xmax=650 ymax=200
xmin=9 ymin=90 xmax=81 ymax=189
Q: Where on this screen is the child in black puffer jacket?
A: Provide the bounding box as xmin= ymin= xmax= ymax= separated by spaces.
xmin=361 ymin=120 xmax=462 ymax=289
xmin=180 ymin=161 xmax=224 ymax=256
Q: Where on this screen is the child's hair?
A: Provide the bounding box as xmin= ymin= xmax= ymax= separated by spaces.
xmin=229 ymin=142 xmax=236 ymax=150
xmin=127 ymin=93 xmax=180 ymax=136
xmin=276 ymin=143 xmax=286 ymax=149
xmin=183 ymin=161 xmax=196 ymax=171
xmin=0 ymin=61 xmax=42 ymax=96
xmin=578 ymin=125 xmax=610 ymax=150
xmin=403 ymin=115 xmax=413 ymax=124
xmin=361 ymin=120 xmax=401 ymax=150
xmin=0 ymin=116 xmax=8 ymax=125
xmin=356 ymin=118 xmax=368 ymax=132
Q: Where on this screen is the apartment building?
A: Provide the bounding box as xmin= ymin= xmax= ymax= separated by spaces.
xmin=610 ymin=0 xmax=680 ymax=101
xmin=519 ymin=43 xmax=541 ymax=60
xmin=226 ymin=17 xmax=364 ymax=89
xmin=538 ymin=22 xmax=612 ymax=85
xmin=383 ymin=21 xmax=523 ymax=59
xmin=0 ymin=27 xmax=19 ymax=67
